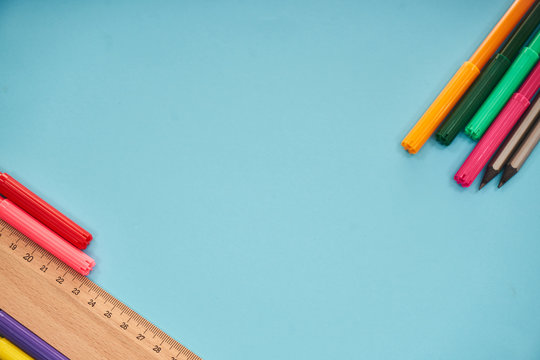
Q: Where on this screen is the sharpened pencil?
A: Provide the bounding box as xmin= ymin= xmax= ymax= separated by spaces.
xmin=479 ymin=93 xmax=540 ymax=188
xmin=499 ymin=114 xmax=540 ymax=186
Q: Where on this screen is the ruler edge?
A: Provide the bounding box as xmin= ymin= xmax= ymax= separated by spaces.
xmin=0 ymin=219 xmax=202 ymax=360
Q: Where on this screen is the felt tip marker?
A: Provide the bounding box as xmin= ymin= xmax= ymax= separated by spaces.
xmin=465 ymin=29 xmax=540 ymax=140
xmin=0 ymin=172 xmax=92 ymax=249
xmin=0 ymin=310 xmax=69 ymax=360
xmin=0 ymin=197 xmax=95 ymax=276
xmin=401 ymin=0 xmax=536 ymax=154
xmin=436 ymin=1 xmax=540 ymax=146
xmin=0 ymin=337 xmax=33 ymax=360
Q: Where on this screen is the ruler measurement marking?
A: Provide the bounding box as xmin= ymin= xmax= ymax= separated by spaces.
xmin=0 ymin=220 xmax=200 ymax=360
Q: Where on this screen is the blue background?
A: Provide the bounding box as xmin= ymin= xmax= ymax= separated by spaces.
xmin=1 ymin=0 xmax=540 ymax=359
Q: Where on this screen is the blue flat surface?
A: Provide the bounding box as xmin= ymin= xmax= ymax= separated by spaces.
xmin=1 ymin=0 xmax=540 ymax=359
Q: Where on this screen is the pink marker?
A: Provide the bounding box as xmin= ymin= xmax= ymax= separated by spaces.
xmin=0 ymin=197 xmax=95 ymax=275
xmin=455 ymin=61 xmax=540 ymax=187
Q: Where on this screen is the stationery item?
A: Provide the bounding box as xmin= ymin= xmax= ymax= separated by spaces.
xmin=0 ymin=338 xmax=33 ymax=360
xmin=455 ymin=61 xmax=540 ymax=186
xmin=0 ymin=311 xmax=68 ymax=360
xmin=436 ymin=1 xmax=540 ymax=145
xmin=499 ymin=114 xmax=540 ymax=186
xmin=479 ymin=94 xmax=540 ymax=188
xmin=0 ymin=173 xmax=92 ymax=249
xmin=0 ymin=197 xmax=95 ymax=276
xmin=465 ymin=29 xmax=540 ymax=140
xmin=0 ymin=220 xmax=201 ymax=360
xmin=401 ymin=0 xmax=535 ymax=154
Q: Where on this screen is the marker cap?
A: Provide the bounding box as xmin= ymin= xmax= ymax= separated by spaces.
xmin=0 ymin=198 xmax=95 ymax=276
xmin=0 ymin=173 xmax=92 ymax=249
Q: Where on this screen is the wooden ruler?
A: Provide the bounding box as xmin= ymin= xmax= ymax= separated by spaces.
xmin=0 ymin=219 xmax=201 ymax=360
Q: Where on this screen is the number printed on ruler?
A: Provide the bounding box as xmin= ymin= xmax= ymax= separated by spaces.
xmin=0 ymin=221 xmax=201 ymax=360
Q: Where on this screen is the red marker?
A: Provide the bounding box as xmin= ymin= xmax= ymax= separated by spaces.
xmin=0 ymin=197 xmax=95 ymax=275
xmin=0 ymin=173 xmax=92 ymax=249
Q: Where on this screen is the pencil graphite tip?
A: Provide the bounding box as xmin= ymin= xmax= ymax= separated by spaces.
xmin=479 ymin=167 xmax=499 ymax=189
xmin=498 ymin=166 xmax=518 ymax=188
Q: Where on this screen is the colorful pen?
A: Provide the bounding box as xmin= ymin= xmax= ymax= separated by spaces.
xmin=0 ymin=311 xmax=68 ymax=360
xmin=479 ymin=94 xmax=540 ymax=188
xmin=436 ymin=1 xmax=540 ymax=145
xmin=0 ymin=338 xmax=33 ymax=360
xmin=0 ymin=197 xmax=95 ymax=276
xmin=0 ymin=172 xmax=92 ymax=249
xmin=401 ymin=0 xmax=535 ymax=154
xmin=465 ymin=29 xmax=540 ymax=140
xmin=455 ymin=61 xmax=540 ymax=187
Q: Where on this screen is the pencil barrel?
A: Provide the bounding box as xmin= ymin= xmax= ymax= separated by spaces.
xmin=489 ymin=95 xmax=540 ymax=171
xmin=0 ymin=173 xmax=92 ymax=249
xmin=436 ymin=54 xmax=511 ymax=145
xmin=0 ymin=199 xmax=95 ymax=276
xmin=402 ymin=61 xmax=479 ymax=153
xmin=509 ymin=116 xmax=540 ymax=169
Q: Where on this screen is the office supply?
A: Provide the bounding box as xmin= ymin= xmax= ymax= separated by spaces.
xmin=479 ymin=94 xmax=540 ymax=188
xmin=0 ymin=311 xmax=67 ymax=360
xmin=0 ymin=173 xmax=92 ymax=249
xmin=465 ymin=29 xmax=540 ymax=140
xmin=0 ymin=197 xmax=95 ymax=276
xmin=436 ymin=1 xmax=540 ymax=146
xmin=499 ymin=115 xmax=540 ymax=186
xmin=401 ymin=0 xmax=535 ymax=154
xmin=0 ymin=338 xmax=33 ymax=360
xmin=455 ymin=61 xmax=540 ymax=187
xmin=0 ymin=220 xmax=201 ymax=360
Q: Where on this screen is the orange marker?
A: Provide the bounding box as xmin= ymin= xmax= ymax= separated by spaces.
xmin=401 ymin=0 xmax=535 ymax=154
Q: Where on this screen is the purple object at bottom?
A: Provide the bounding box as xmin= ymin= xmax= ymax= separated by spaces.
xmin=0 ymin=310 xmax=69 ymax=360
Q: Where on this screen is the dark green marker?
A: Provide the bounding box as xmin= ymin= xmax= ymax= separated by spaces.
xmin=435 ymin=1 xmax=540 ymax=146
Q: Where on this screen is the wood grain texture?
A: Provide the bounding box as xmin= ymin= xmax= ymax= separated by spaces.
xmin=0 ymin=220 xmax=201 ymax=360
